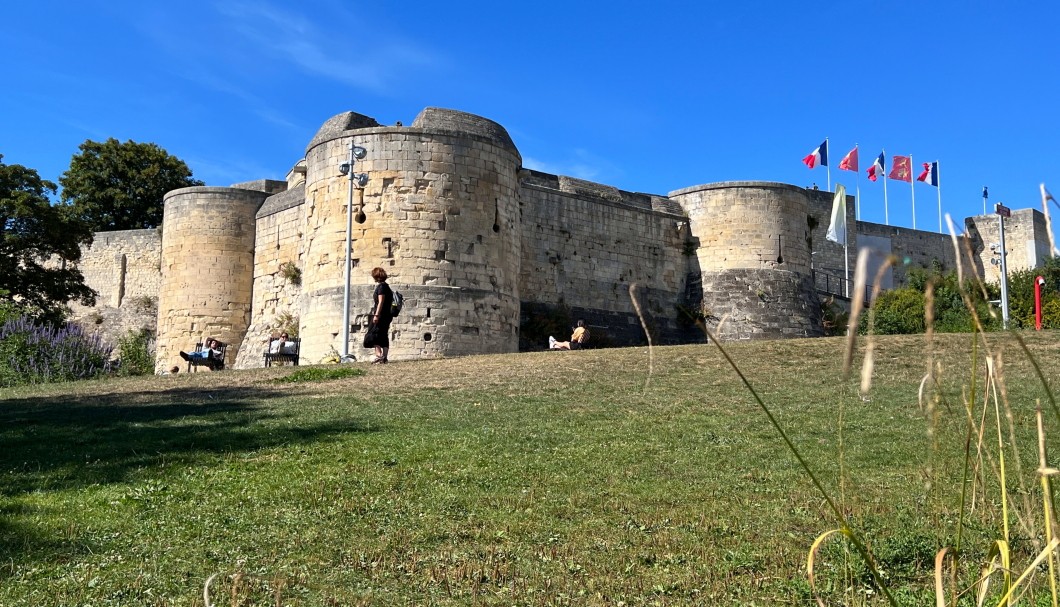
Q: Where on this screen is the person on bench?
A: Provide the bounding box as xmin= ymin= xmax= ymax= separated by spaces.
xmin=264 ymin=332 xmax=300 ymax=366
xmin=268 ymin=332 xmax=291 ymax=355
xmin=549 ymin=320 xmax=589 ymax=350
xmin=180 ymin=338 xmax=224 ymax=368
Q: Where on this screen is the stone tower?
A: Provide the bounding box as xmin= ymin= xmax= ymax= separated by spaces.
xmin=155 ymin=186 xmax=268 ymax=372
xmin=670 ymin=181 xmax=823 ymax=339
xmin=297 ymin=108 xmax=524 ymax=362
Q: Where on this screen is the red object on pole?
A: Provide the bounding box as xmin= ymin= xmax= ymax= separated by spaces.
xmin=1035 ymin=276 xmax=1046 ymax=330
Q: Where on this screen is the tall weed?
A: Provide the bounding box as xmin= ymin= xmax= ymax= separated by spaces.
xmin=672 ymin=197 xmax=1060 ymax=605
xmin=116 ymin=328 xmax=155 ymax=377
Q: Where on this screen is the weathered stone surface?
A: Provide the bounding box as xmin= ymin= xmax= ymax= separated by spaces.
xmin=66 ymin=108 xmax=1052 ymax=373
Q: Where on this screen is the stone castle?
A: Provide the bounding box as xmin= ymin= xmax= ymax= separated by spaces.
xmin=67 ymin=108 xmax=1053 ymax=372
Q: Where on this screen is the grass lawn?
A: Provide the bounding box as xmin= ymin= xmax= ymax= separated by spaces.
xmin=2 ymin=332 xmax=1059 ymax=605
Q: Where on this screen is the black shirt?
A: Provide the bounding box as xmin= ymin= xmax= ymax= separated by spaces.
xmin=373 ymin=282 xmax=394 ymax=321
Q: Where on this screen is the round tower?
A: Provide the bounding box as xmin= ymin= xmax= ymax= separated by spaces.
xmin=155 ymin=187 xmax=266 ymax=372
xmin=670 ymin=181 xmax=822 ymax=340
xmin=298 ymin=108 xmax=523 ymax=362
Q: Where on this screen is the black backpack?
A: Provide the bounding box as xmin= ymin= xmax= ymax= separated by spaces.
xmin=391 ymin=290 xmax=404 ymax=317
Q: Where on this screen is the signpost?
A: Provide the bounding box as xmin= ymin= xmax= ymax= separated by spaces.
xmin=996 ymin=203 xmax=1011 ymax=328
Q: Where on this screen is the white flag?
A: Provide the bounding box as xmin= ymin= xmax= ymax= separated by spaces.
xmin=826 ymin=184 xmax=847 ymax=244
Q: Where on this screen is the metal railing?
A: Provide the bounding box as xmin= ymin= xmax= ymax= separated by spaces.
xmin=812 ymin=270 xmax=850 ymax=299
xmin=812 ymin=270 xmax=874 ymax=304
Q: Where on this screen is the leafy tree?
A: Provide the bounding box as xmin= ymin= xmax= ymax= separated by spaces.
xmin=0 ymin=155 xmax=95 ymax=322
xmin=60 ymin=138 xmax=203 ymax=231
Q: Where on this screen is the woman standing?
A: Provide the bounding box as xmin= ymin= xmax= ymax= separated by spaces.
xmin=368 ymin=267 xmax=394 ymax=363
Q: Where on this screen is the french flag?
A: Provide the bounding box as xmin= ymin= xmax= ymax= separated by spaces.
xmin=802 ymin=140 xmax=827 ymax=169
xmin=917 ymin=161 xmax=939 ymax=187
xmin=867 ymin=153 xmax=885 ymax=182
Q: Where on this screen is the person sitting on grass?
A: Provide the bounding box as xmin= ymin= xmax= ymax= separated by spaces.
xmin=549 ymin=320 xmax=589 ymax=350
xmin=180 ymin=337 xmax=223 ymax=365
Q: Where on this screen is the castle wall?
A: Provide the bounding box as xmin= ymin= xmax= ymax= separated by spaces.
xmin=517 ymin=171 xmax=694 ymax=346
xmin=155 ymin=187 xmax=265 ymax=372
xmin=803 ymin=188 xmax=854 ymax=277
xmin=66 ymin=107 xmax=1055 ymax=372
xmin=68 ymin=229 xmax=162 ymax=347
xmin=297 ymin=109 xmax=522 ymax=363
xmin=851 ymin=222 xmax=962 ymax=291
xmin=671 ymin=182 xmax=822 ymax=340
xmin=232 ymin=185 xmax=305 ymax=368
xmin=965 ymin=209 xmax=1051 ymax=285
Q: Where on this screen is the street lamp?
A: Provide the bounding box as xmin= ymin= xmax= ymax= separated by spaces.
xmin=340 ymin=142 xmax=368 ymax=362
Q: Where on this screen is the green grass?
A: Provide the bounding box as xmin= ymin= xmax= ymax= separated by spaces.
xmin=1 ymin=333 xmax=1059 ymax=605
xmin=273 ymin=366 xmax=366 ymax=383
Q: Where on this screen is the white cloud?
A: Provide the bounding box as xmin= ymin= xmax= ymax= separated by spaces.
xmin=522 ymin=149 xmax=614 ymax=183
xmin=216 ymin=1 xmax=443 ymax=93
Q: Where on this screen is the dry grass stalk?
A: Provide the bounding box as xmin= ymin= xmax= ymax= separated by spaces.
xmin=1043 ymin=184 xmax=1058 ymax=257
xmin=842 ymin=248 xmax=871 ymax=376
xmin=1037 ymin=403 xmax=1060 ymax=607
xmin=859 ymin=256 xmax=896 ymax=396
xmin=628 ymin=283 xmax=654 ymax=390
xmin=807 ymin=528 xmax=842 ymax=607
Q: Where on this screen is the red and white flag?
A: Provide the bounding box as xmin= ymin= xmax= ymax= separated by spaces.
xmin=839 ymin=146 xmax=858 ymax=172
xmin=889 ymin=155 xmax=912 ymax=182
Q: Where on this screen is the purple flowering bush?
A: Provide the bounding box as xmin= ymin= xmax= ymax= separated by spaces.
xmin=0 ymin=315 xmax=112 ymax=386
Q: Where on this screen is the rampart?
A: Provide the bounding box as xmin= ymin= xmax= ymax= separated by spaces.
xmin=68 ymin=229 xmax=162 ymax=346
xmin=67 ymin=107 xmax=1053 ymax=370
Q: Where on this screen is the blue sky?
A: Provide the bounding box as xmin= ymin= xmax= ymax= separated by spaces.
xmin=3 ymin=1 xmax=1057 ymax=234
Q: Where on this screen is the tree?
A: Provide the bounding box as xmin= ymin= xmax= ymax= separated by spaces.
xmin=60 ymin=138 xmax=203 ymax=231
xmin=0 ymin=155 xmax=96 ymax=321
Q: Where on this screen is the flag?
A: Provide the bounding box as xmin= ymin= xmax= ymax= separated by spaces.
xmin=867 ymin=153 xmax=885 ymax=182
xmin=916 ymin=161 xmax=939 ymax=186
xmin=826 ymin=184 xmax=847 ymax=244
xmin=802 ymin=140 xmax=828 ymax=169
xmin=889 ymin=155 xmax=912 ymax=182
xmin=839 ymin=147 xmax=858 ymax=172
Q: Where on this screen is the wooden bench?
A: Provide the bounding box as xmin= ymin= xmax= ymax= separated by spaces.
xmin=264 ymin=337 xmax=300 ymax=367
xmin=187 ymin=340 xmax=227 ymax=372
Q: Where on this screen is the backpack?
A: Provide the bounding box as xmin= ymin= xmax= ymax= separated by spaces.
xmin=391 ymin=290 xmax=404 ymax=317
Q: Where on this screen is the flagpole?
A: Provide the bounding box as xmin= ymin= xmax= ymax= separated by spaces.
xmin=936 ymin=161 xmax=943 ymax=233
xmin=844 ymin=238 xmax=850 ymax=298
xmin=883 ymin=148 xmax=889 ymax=225
xmin=855 ymin=144 xmax=861 ymax=221
xmin=826 ymin=137 xmax=831 ymax=191
xmin=907 ymin=153 xmax=915 ymax=229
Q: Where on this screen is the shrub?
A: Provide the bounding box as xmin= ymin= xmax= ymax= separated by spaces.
xmin=1006 ymin=257 xmax=1060 ymax=329
xmin=0 ymin=298 xmax=26 ymax=326
xmin=864 ymin=268 xmax=1002 ymax=335
xmin=279 ymin=261 xmax=302 ymax=286
xmin=275 ymin=311 xmax=299 ymax=338
xmin=116 ymin=328 xmax=155 ymax=376
xmin=863 ymin=288 xmax=926 ymax=335
xmin=820 ymin=297 xmax=849 ymax=337
xmin=0 ymin=316 xmax=112 ymax=386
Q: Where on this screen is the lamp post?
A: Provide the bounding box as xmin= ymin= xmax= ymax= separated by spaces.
xmin=995 ymin=202 xmax=1011 ymax=329
xmin=339 ymin=142 xmax=368 ymax=362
